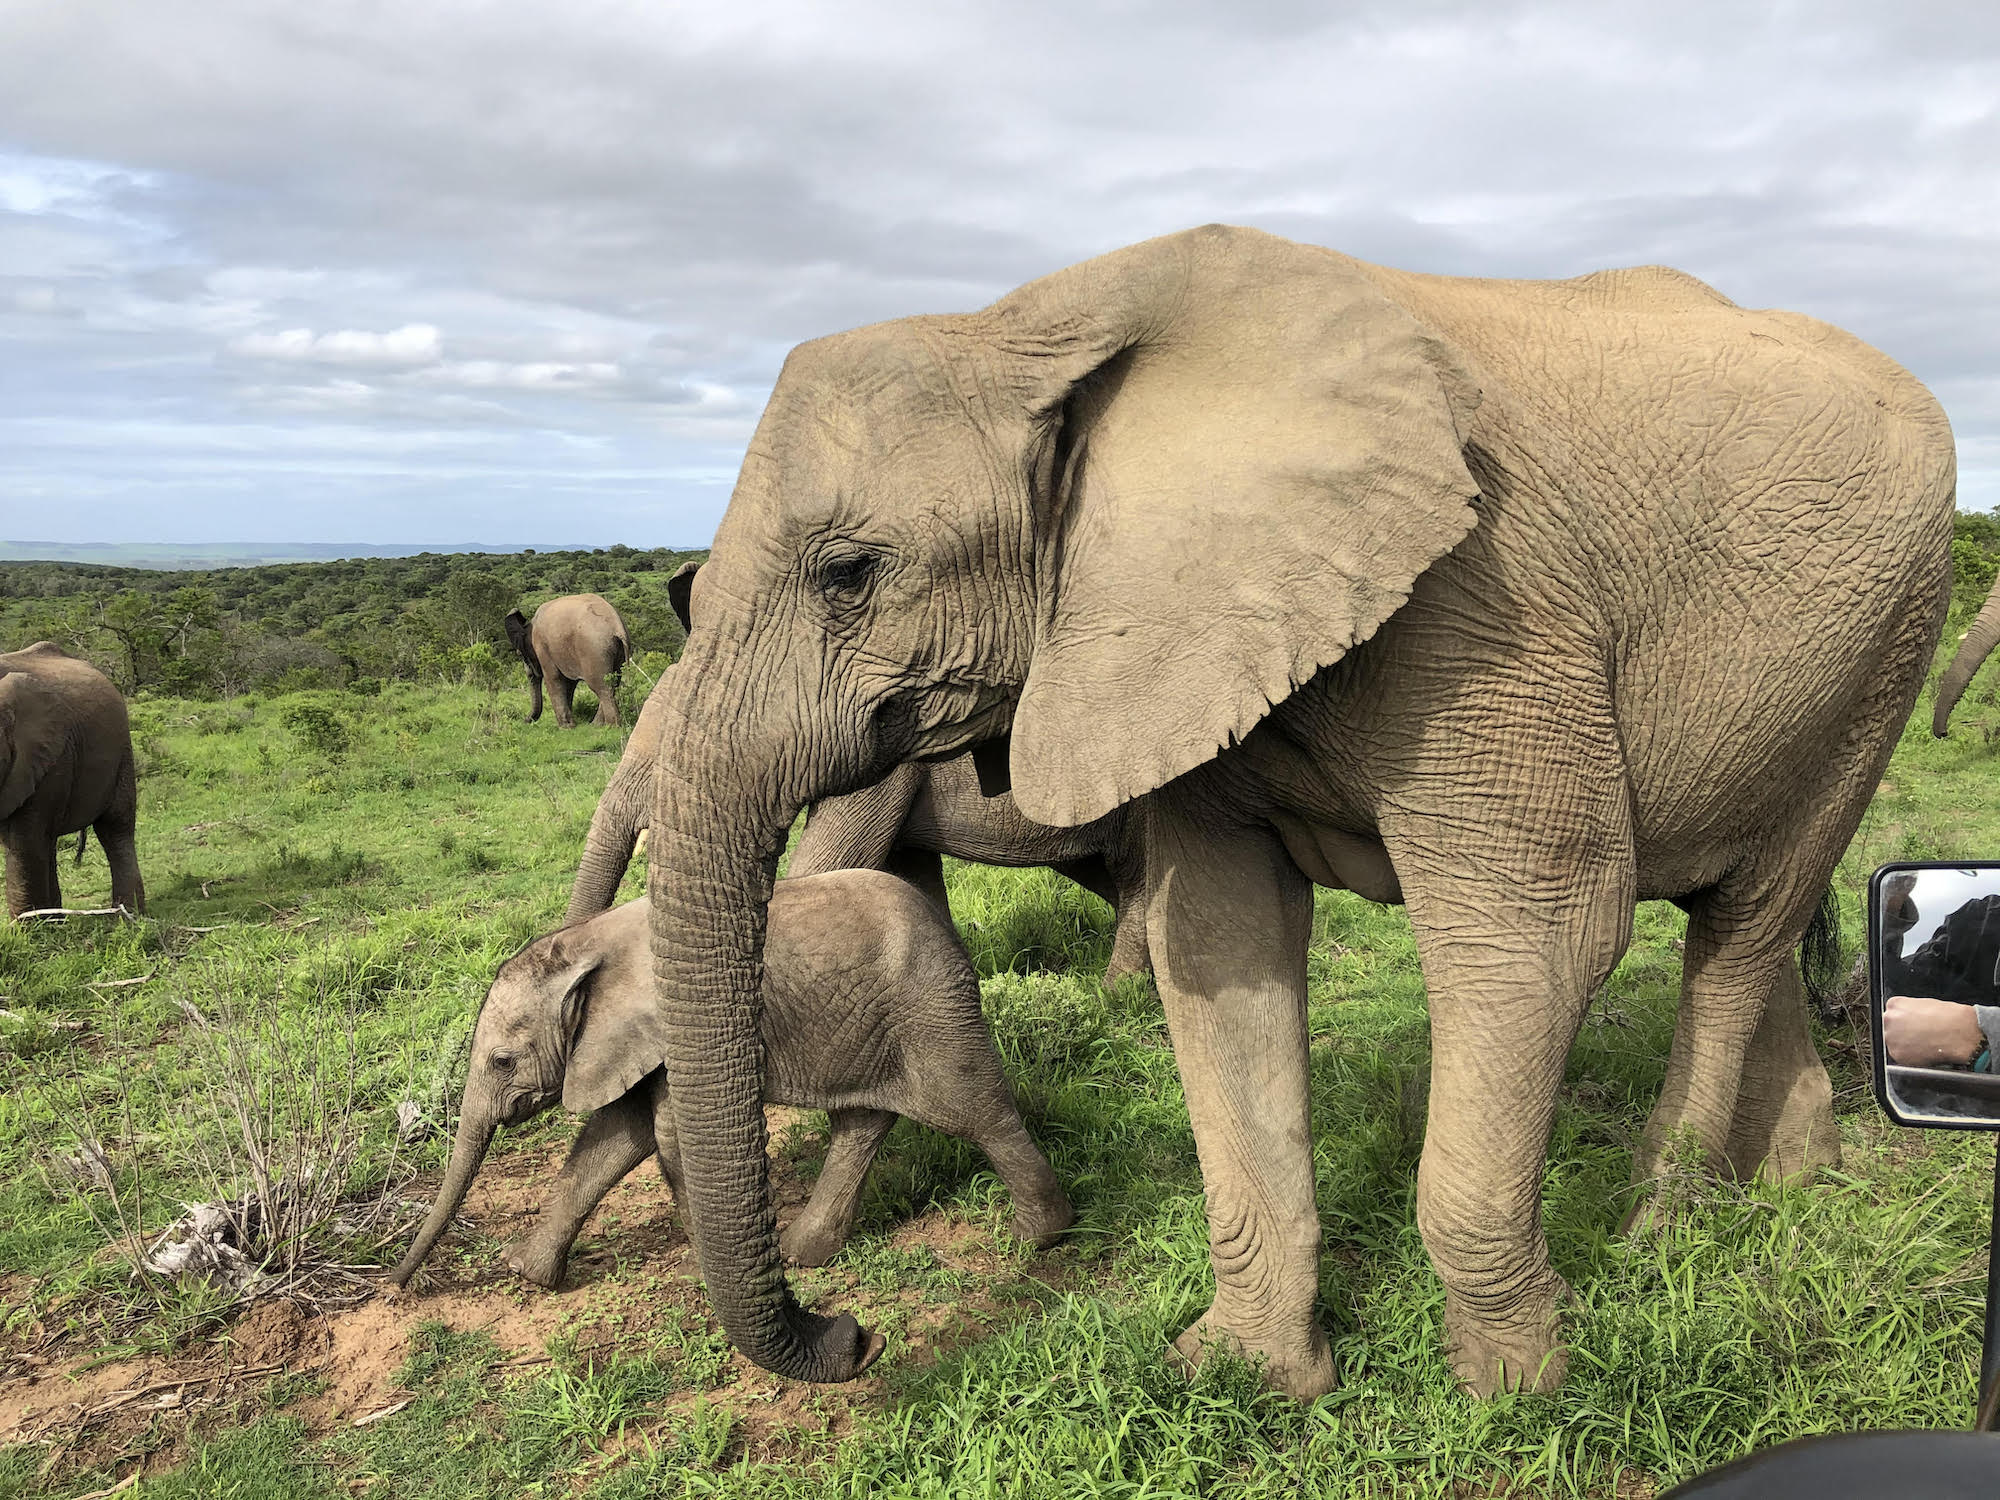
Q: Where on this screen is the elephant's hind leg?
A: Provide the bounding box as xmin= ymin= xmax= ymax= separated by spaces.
xmin=1629 ymin=880 xmax=1838 ymax=1212
xmin=96 ymin=756 xmax=145 ymax=915
xmin=1720 ymin=959 xmax=1837 ymax=1183
xmin=1629 ymin=670 xmax=1911 ymax=1201
xmin=552 ymin=675 xmax=580 ymax=729
xmin=968 ymin=1105 xmax=1073 ymax=1249
xmin=1145 ymin=788 xmax=1333 ymax=1400
xmin=895 ymin=1026 xmax=1074 ymax=1251
xmin=507 ymin=1088 xmax=657 ymax=1288
xmin=587 ymin=673 xmax=620 ymax=727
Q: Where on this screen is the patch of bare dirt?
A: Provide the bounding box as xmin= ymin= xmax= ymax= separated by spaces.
xmin=0 ymin=1104 xmax=1074 ymax=1488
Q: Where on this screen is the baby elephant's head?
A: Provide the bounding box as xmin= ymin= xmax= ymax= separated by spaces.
xmin=388 ymin=900 xmax=662 ymax=1286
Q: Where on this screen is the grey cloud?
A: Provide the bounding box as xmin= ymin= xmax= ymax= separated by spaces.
xmin=0 ymin=0 xmax=1995 ymax=539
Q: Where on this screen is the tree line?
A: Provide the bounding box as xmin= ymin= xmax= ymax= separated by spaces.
xmin=0 ymin=545 xmax=704 ymax=697
xmin=5 ymin=512 xmax=1996 ymax=701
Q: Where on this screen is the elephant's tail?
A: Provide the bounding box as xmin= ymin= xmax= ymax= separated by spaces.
xmin=1800 ymin=886 xmax=1844 ymax=1016
xmin=73 ymin=827 xmax=89 ymax=866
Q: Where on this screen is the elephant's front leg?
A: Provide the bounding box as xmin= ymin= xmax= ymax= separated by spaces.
xmin=1395 ymin=815 xmax=1634 ymax=1398
xmin=506 ymin=1088 xmax=657 ymax=1288
xmin=778 ymin=1108 xmax=896 ymax=1266
xmin=2 ymin=827 xmax=60 ymax=919
xmin=1146 ymin=790 xmax=1332 ymax=1399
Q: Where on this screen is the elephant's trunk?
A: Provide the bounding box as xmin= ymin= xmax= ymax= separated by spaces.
xmin=647 ymin=651 xmax=881 ymax=1383
xmin=387 ymin=1103 xmax=497 ymax=1286
xmin=567 ymin=761 xmax=648 ymax=923
xmin=1934 ymin=572 xmax=2000 ymax=735
xmin=566 ymin=685 xmax=669 ymax=924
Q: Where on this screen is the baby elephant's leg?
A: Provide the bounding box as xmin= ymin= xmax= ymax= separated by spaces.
xmin=780 ymin=1109 xmax=896 ymax=1267
xmin=507 ymin=1089 xmax=656 ymax=1288
xmin=971 ymin=1102 xmax=1074 ymax=1249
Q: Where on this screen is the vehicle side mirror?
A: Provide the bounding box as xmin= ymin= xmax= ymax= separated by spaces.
xmin=1869 ymin=862 xmax=2000 ymax=1432
xmin=1870 ymin=862 xmax=2000 ymax=1129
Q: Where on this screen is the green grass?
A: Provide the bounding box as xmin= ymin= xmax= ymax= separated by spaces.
xmin=9 ymin=653 xmax=2000 ymax=1496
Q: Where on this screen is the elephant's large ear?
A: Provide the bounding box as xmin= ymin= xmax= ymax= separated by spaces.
xmin=995 ymin=225 xmax=1483 ymax=827
xmin=666 ymin=561 xmax=700 ymax=636
xmin=0 ymin=671 xmax=66 ymax=822
xmin=560 ymin=911 xmax=671 ymax=1114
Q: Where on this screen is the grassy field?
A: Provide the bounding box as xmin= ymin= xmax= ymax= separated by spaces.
xmin=5 ymin=660 xmax=2000 ymax=1498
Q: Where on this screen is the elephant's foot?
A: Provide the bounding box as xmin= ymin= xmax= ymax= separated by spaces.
xmin=1722 ymin=1060 xmax=1841 ymax=1184
xmin=1169 ymin=1307 xmax=1335 ymax=1400
xmin=1008 ymin=1189 xmax=1075 ymax=1251
xmin=1442 ymin=1284 xmax=1567 ymax=1397
xmin=1101 ymin=956 xmax=1153 ymax=989
xmin=779 ymin=1218 xmax=848 ymax=1268
xmin=502 ymin=1233 xmax=571 ymax=1289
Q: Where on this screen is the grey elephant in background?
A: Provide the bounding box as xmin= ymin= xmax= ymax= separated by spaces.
xmin=389 ymin=872 xmax=1072 ymax=1296
xmin=505 ymin=593 xmax=629 ymax=727
xmin=1931 ymin=571 xmax=2000 ymax=736
xmin=565 ymin=562 xmax=1150 ymax=980
xmin=628 ymin=224 xmax=1955 ymax=1398
xmin=1 ymin=642 xmax=144 ymax=920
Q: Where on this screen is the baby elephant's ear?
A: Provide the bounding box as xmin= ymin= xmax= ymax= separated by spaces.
xmin=562 ymin=958 xmax=670 ymax=1115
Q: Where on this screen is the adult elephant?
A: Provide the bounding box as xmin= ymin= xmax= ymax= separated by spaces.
xmin=505 ymin=593 xmax=629 ymax=727
xmin=636 ymin=226 xmax=1956 ymax=1398
xmin=565 ymin=563 xmax=1150 ymax=981
xmin=1 ymin=643 xmax=145 ymax=919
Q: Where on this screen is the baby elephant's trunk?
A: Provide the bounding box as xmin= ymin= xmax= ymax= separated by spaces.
xmin=387 ymin=1106 xmax=498 ymax=1286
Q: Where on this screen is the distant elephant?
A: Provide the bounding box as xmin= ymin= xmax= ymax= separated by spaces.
xmin=628 ymin=225 xmax=1956 ymax=1398
xmin=0 ymin=643 xmax=145 ymax=920
xmin=565 ymin=563 xmax=1150 ymax=981
xmin=388 ymin=873 xmax=1073 ymax=1295
xmin=504 ymin=593 xmax=629 ymax=727
xmin=1930 ymin=571 xmax=2000 ymax=735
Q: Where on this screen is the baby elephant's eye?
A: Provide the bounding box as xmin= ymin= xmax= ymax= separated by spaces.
xmin=815 ymin=549 xmax=879 ymax=602
xmin=490 ymin=1052 xmax=517 ymax=1073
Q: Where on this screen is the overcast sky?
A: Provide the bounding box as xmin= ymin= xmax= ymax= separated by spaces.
xmin=2 ymin=0 xmax=1995 ymax=547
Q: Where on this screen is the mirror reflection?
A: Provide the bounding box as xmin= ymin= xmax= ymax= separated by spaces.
xmin=1876 ymin=866 xmax=2000 ymax=1126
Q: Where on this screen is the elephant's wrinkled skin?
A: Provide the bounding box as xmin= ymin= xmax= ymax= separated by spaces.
xmin=634 ymin=225 xmax=1957 ymax=1396
xmin=389 ymin=874 xmax=1072 ymax=1294
xmin=0 ymin=643 xmax=145 ymax=920
xmin=566 ymin=646 xmax=1150 ymax=982
xmin=505 ymin=593 xmax=629 ymax=727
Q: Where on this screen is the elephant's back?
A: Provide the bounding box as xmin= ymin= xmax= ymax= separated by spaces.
xmin=1291 ymin=265 xmax=1956 ymax=884
xmin=760 ymin=869 xmax=981 ymax=1104
xmin=0 ymin=648 xmax=129 ymax=734
xmin=532 ymin=593 xmax=630 ymax=673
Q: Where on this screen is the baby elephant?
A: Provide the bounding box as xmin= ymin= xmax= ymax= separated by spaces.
xmin=389 ymin=869 xmax=1073 ymax=1289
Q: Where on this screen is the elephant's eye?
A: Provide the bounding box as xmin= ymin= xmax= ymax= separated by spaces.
xmin=491 ymin=1052 xmax=517 ymax=1073
xmin=814 ymin=549 xmax=879 ymax=603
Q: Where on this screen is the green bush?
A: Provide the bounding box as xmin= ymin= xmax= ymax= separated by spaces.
xmin=279 ymin=697 xmax=353 ymax=759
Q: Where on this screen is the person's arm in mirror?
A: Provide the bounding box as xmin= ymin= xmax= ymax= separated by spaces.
xmin=1883 ymin=995 xmax=2000 ymax=1069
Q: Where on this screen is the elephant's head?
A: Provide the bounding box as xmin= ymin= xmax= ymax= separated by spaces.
xmin=642 ymin=224 xmax=1485 ymax=1380
xmin=389 ymin=902 xmax=662 ymax=1286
